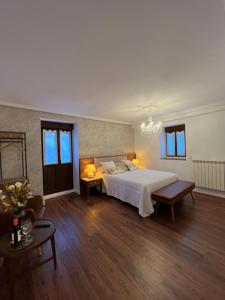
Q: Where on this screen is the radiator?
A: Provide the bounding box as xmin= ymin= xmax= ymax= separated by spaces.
xmin=192 ymin=160 xmax=225 ymax=191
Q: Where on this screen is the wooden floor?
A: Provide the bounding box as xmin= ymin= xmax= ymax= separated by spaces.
xmin=0 ymin=191 xmax=225 ymax=300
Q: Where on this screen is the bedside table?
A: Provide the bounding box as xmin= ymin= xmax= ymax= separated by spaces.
xmin=80 ymin=177 xmax=103 ymax=198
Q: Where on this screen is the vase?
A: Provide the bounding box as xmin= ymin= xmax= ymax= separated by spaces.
xmin=15 ymin=209 xmax=26 ymax=219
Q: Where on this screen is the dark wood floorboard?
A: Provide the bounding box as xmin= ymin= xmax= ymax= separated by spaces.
xmin=0 ymin=192 xmax=225 ymax=300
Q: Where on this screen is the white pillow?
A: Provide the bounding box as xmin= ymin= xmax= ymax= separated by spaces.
xmin=122 ymin=160 xmax=137 ymax=171
xmin=107 ymin=167 xmax=125 ymax=175
xmin=96 ymin=166 xmax=105 ymax=176
xmin=100 ymin=161 xmax=116 ymax=173
xmin=115 ymin=161 xmax=129 ymax=172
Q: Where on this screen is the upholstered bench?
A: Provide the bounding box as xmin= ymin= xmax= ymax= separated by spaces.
xmin=151 ymin=180 xmax=195 ymax=222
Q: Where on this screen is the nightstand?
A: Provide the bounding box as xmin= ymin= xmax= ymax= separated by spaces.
xmin=80 ymin=177 xmax=103 ymax=198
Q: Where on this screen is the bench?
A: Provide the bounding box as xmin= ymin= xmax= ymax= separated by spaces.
xmin=151 ymin=180 xmax=195 ymax=222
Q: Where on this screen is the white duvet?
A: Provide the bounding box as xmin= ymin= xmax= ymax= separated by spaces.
xmin=103 ymin=169 xmax=178 ymax=217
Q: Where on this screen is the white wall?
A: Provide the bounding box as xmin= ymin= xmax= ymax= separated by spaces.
xmin=135 ymin=110 xmax=225 ymax=181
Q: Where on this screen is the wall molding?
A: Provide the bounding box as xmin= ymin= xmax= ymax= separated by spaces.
xmin=0 ymin=100 xmax=132 ymax=125
xmin=153 ymin=102 xmax=225 ymax=123
xmin=2 ymin=99 xmax=225 ymax=126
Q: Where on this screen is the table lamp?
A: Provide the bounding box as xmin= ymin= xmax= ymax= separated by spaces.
xmin=86 ymin=164 xmax=96 ymax=178
xmin=132 ymin=159 xmax=140 ymax=168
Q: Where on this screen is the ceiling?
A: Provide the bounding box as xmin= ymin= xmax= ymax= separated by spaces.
xmin=1 ymin=0 xmax=225 ymax=123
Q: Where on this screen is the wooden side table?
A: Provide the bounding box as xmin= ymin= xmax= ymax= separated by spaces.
xmin=0 ymin=219 xmax=57 ymax=299
xmin=80 ymin=177 xmax=103 ymax=198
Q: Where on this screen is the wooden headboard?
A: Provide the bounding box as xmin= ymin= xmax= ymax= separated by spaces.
xmin=79 ymin=153 xmax=136 ymax=179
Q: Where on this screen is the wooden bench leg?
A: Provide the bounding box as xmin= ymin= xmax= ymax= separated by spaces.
xmin=171 ymin=205 xmax=175 ymax=223
xmin=190 ymin=192 xmax=195 ymax=205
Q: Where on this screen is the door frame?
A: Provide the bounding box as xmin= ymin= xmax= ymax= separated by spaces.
xmin=41 ymin=121 xmax=74 ymax=196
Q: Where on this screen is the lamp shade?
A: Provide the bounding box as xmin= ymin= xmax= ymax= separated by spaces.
xmin=86 ymin=164 xmax=96 ymax=178
xmin=132 ymin=159 xmax=140 ymax=167
xmin=86 ymin=164 xmax=96 ymax=173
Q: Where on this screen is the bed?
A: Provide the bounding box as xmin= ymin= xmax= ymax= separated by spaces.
xmin=102 ymin=169 xmax=178 ymax=217
xmin=92 ymin=155 xmax=178 ymax=217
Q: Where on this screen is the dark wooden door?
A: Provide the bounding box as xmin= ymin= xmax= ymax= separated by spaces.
xmin=41 ymin=121 xmax=74 ymax=195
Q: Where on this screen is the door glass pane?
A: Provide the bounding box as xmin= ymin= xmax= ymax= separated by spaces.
xmin=167 ymin=132 xmax=175 ymax=156
xmin=177 ymin=131 xmax=185 ymax=156
xmin=43 ymin=130 xmax=58 ymax=165
xmin=60 ymin=131 xmax=72 ymax=164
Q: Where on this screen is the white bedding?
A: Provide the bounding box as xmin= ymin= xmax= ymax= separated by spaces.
xmin=102 ymin=169 xmax=178 ymax=217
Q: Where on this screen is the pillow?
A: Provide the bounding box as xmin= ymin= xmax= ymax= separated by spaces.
xmin=122 ymin=160 xmax=138 ymax=171
xmin=106 ymin=167 xmax=125 ymax=175
xmin=100 ymin=161 xmax=116 ymax=173
xmin=96 ymin=166 xmax=105 ymax=176
xmin=115 ymin=161 xmax=129 ymax=172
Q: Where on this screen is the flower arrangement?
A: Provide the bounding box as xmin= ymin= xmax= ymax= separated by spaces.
xmin=0 ymin=180 xmax=32 ymax=213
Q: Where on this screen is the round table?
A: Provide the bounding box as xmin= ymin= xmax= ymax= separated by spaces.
xmin=0 ymin=219 xmax=57 ymax=265
xmin=0 ymin=219 xmax=57 ymax=298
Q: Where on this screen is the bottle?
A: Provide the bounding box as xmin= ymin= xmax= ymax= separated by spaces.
xmin=11 ymin=216 xmax=21 ymax=247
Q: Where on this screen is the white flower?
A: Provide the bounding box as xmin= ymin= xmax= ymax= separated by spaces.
xmin=11 ymin=196 xmax=17 ymax=204
xmin=8 ymin=185 xmax=15 ymax=191
xmin=17 ymin=202 xmax=22 ymax=207
xmin=15 ymin=182 xmax=23 ymax=189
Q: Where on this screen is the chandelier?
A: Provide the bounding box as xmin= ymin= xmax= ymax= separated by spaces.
xmin=140 ymin=117 xmax=162 ymax=135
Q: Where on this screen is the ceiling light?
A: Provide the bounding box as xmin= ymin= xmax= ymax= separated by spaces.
xmin=140 ymin=117 xmax=162 ymax=135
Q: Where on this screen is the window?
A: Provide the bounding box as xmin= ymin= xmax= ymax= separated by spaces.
xmin=165 ymin=125 xmax=186 ymax=157
xmin=42 ymin=122 xmax=73 ymax=166
xmin=43 ymin=130 xmax=58 ymax=165
xmin=60 ymin=131 xmax=72 ymax=164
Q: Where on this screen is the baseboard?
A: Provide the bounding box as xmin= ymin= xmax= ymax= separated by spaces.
xmin=74 ymin=188 xmax=80 ymax=195
xmin=43 ymin=188 xmax=80 ymax=200
xmin=194 ymin=187 xmax=225 ymax=198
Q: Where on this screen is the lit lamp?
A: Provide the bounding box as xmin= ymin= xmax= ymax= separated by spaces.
xmin=132 ymin=159 xmax=140 ymax=168
xmin=86 ymin=164 xmax=96 ymax=178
